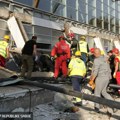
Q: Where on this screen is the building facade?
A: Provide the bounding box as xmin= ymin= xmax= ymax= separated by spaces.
xmin=0 ymin=0 xmax=120 ymax=52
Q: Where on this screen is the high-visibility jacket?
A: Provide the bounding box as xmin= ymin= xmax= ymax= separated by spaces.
xmin=0 ymin=41 xmax=8 ymax=58
xmin=68 ymin=57 xmax=86 ymax=76
xmin=79 ymin=41 xmax=87 ymax=53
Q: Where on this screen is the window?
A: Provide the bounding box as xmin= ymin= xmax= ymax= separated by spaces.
xmin=14 ymin=0 xmax=33 ymax=6
xmin=116 ymin=26 xmax=119 ymax=34
xmin=67 ymin=7 xmax=76 ymax=20
xmin=110 ymin=8 xmax=115 ymax=17
xmin=34 ymin=26 xmax=52 ymax=44
xmin=103 ymin=0 xmax=108 ymax=5
xmin=78 ymin=12 xmax=86 ymax=23
xmin=88 ymin=0 xmax=95 ymax=7
xmin=88 ymin=6 xmax=95 ymax=18
xmin=89 ymin=18 xmax=96 ymax=26
xmin=104 ymin=21 xmax=109 ymax=30
xmin=78 ymin=1 xmax=86 ymax=13
xmin=37 ymin=43 xmax=51 ymax=49
xmin=52 ymin=29 xmax=62 ymax=37
xmin=110 ymin=24 xmax=115 ymax=32
xmin=38 ymin=0 xmax=51 ymax=12
xmin=103 ymin=5 xmax=108 ymax=14
xmin=34 ymin=26 xmax=51 ymax=36
xmin=88 ymin=6 xmax=96 ymax=24
xmin=110 ymin=16 xmax=115 ymax=24
xmin=23 ymin=24 xmax=32 ymax=34
xmin=52 ymin=0 xmax=65 ymax=4
xmin=96 ymin=9 xmax=102 ymax=20
xmin=52 ymin=2 xmax=65 ymax=16
xmin=36 ymin=35 xmax=51 ymax=44
xmin=67 ymin=0 xmax=76 ymax=8
xmin=96 ymin=1 xmax=102 ymax=10
xmin=97 ymin=19 xmax=102 ymax=28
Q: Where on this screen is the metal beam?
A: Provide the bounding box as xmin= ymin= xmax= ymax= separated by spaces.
xmin=21 ymin=80 xmax=120 ymax=109
xmin=109 ymin=84 xmax=120 ymax=89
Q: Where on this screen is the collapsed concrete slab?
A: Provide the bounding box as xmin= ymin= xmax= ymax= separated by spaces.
xmin=0 ymin=85 xmax=54 ymax=112
xmin=0 ymin=66 xmax=17 ymax=78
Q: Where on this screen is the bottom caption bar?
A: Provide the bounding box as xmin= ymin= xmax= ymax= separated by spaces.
xmin=0 ymin=112 xmax=33 ymax=120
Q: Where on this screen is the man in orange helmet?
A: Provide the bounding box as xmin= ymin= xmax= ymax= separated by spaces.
xmin=112 ymin=48 xmax=120 ymax=95
xmin=0 ymin=35 xmax=10 ymax=67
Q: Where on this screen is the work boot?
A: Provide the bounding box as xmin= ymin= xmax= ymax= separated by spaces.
xmin=71 ymin=106 xmax=79 ymax=112
xmin=64 ymin=106 xmax=79 ymax=113
xmin=71 ymin=97 xmax=82 ymax=106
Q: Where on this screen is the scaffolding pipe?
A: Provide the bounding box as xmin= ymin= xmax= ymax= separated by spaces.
xmin=21 ymin=80 xmax=120 ymax=109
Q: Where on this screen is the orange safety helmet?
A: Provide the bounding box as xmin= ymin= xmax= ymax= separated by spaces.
xmin=90 ymin=48 xmax=95 ymax=53
xmin=112 ymin=48 xmax=119 ymax=54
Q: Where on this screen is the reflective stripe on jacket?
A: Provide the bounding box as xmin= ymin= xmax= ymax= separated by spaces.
xmin=68 ymin=57 xmax=86 ymax=76
xmin=79 ymin=41 xmax=87 ymax=53
xmin=0 ymin=41 xmax=8 ymax=58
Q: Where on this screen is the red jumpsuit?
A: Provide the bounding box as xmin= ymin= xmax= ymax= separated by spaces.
xmin=51 ymin=40 xmax=70 ymax=78
xmin=114 ymin=57 xmax=120 ymax=94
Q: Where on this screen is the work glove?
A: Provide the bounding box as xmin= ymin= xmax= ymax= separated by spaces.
xmin=51 ymin=55 xmax=57 ymax=61
xmin=89 ymin=80 xmax=95 ymax=90
xmin=113 ymin=72 xmax=116 ymax=78
xmin=51 ymin=56 xmax=55 ymax=61
xmin=35 ymin=55 xmax=39 ymax=62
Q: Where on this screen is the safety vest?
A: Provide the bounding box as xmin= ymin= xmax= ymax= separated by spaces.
xmin=79 ymin=41 xmax=87 ymax=53
xmin=0 ymin=41 xmax=8 ymax=58
xmin=68 ymin=57 xmax=86 ymax=76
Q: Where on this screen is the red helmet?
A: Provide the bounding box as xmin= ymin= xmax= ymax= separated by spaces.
xmin=112 ymin=48 xmax=119 ymax=54
xmin=59 ymin=36 xmax=64 ymax=40
xmin=90 ymin=48 xmax=95 ymax=53
xmin=67 ymin=33 xmax=75 ymax=38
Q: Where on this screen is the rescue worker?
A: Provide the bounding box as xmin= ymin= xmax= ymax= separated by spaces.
xmin=107 ymin=50 xmax=116 ymax=84
xmin=38 ymin=51 xmax=54 ymax=72
xmin=0 ymin=35 xmax=10 ymax=67
xmin=78 ymin=36 xmax=89 ymax=64
xmin=51 ymin=36 xmax=70 ymax=79
xmin=68 ymin=51 xmax=86 ymax=104
xmin=66 ymin=33 xmax=79 ymax=57
xmin=20 ymin=36 xmax=38 ymax=79
xmin=86 ymin=48 xmax=95 ymax=87
xmin=68 ymin=50 xmax=86 ymax=91
xmin=112 ymin=48 xmax=120 ymax=94
xmin=89 ymin=48 xmax=114 ymax=114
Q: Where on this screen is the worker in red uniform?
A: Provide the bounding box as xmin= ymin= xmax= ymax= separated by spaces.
xmin=51 ymin=36 xmax=71 ymax=79
xmin=112 ymin=48 xmax=120 ymax=95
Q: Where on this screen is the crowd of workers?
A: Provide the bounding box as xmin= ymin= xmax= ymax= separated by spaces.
xmin=0 ymin=33 xmax=119 ymax=115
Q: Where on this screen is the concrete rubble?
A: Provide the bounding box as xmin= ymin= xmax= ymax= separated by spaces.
xmin=32 ymin=93 xmax=120 ymax=120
